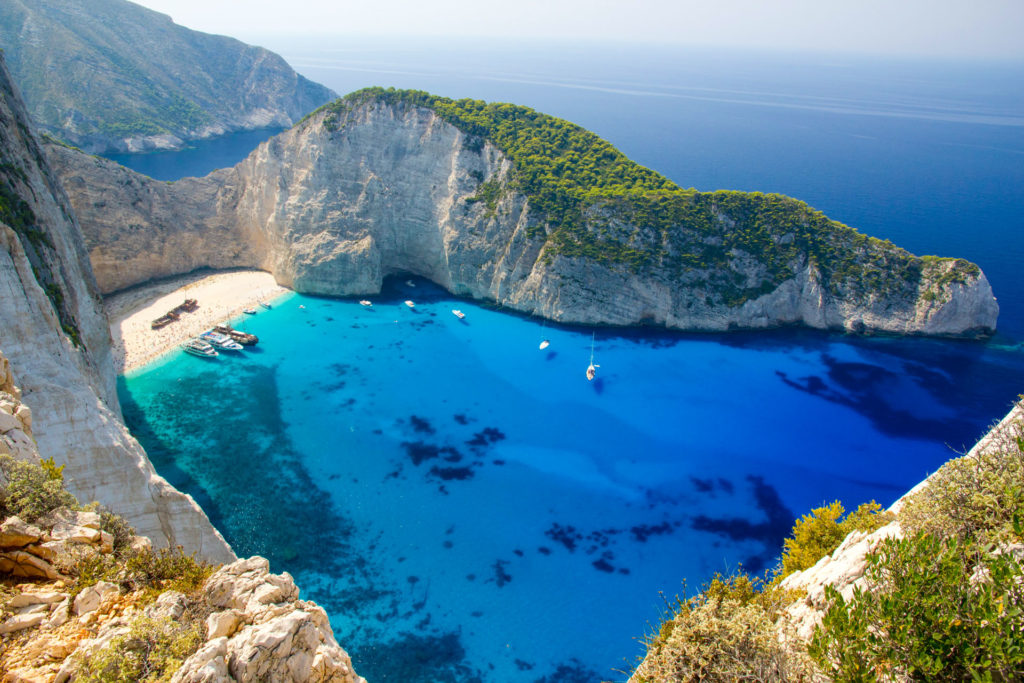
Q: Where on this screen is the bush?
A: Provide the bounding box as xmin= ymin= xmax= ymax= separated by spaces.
xmin=0 ymin=454 xmax=78 ymax=522
xmin=632 ymin=572 xmax=812 ymax=682
xmin=779 ymin=500 xmax=894 ymax=578
xmin=71 ymin=545 xmax=213 ymax=601
xmin=82 ymin=501 xmax=137 ymax=554
xmin=809 ymin=533 xmax=1024 ymax=681
xmin=74 ymin=614 xmax=204 ymax=682
xmin=898 ymin=414 xmax=1024 ymax=546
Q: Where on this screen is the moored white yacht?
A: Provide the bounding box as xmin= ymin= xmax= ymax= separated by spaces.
xmin=182 ymin=338 xmax=218 ymax=358
xmin=200 ymin=330 xmax=244 ymax=351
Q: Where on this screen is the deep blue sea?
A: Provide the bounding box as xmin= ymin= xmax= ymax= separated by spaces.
xmin=113 ymin=42 xmax=1024 ymax=682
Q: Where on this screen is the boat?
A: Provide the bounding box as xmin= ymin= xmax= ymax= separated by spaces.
xmin=586 ymin=333 xmax=599 ymax=381
xmin=406 ymin=280 xmax=416 ymax=287
xmin=452 ymin=309 xmax=465 ymax=320
xmin=243 ymin=307 xmax=257 ymax=315
xmin=405 ymin=300 xmax=415 ymax=309
xmin=359 ymin=300 xmax=373 ymax=308
xmin=181 ymin=338 xmax=218 ymax=358
xmin=539 ymin=340 xmax=550 ymax=350
xmin=213 ymin=325 xmax=258 ymax=346
xmin=259 ymin=300 xmax=272 ymax=310
xmin=200 ymin=330 xmax=244 ymax=351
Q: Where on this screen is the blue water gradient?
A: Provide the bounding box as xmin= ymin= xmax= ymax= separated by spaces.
xmin=109 ymin=44 xmax=1024 ymax=681
xmin=119 ymin=278 xmax=1024 ymax=682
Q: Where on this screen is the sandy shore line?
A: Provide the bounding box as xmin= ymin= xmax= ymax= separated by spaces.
xmin=104 ymin=270 xmax=291 ymax=375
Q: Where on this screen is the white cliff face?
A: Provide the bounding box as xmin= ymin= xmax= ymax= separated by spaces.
xmin=50 ymin=98 xmax=998 ymax=337
xmin=0 ymin=56 xmax=234 ymax=564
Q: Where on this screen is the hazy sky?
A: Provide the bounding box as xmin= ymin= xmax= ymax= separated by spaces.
xmin=128 ymin=0 xmax=1024 ymax=59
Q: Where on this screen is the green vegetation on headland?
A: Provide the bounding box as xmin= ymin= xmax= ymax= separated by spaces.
xmin=312 ymin=88 xmax=981 ymax=308
xmin=631 ymin=405 xmax=1024 ymax=682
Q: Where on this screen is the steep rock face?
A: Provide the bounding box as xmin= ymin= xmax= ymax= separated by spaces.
xmin=49 ymin=98 xmax=998 ymax=337
xmin=0 ymin=55 xmax=233 ymax=564
xmin=0 ymin=0 xmax=336 ymax=153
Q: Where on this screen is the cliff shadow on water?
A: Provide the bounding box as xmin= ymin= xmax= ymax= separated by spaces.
xmin=116 ymin=363 xmax=351 ymax=573
xmin=117 ymin=357 xmax=502 ymax=682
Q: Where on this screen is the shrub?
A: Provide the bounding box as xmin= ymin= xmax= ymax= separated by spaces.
xmin=778 ymin=500 xmax=894 ymax=578
xmin=809 ymin=533 xmax=1024 ymax=681
xmin=0 ymin=454 xmax=79 ymax=522
xmin=898 ymin=414 xmax=1024 ymax=546
xmin=74 ymin=614 xmax=204 ymax=682
xmin=82 ymin=501 xmax=137 ymax=554
xmin=632 ymin=572 xmax=812 ymax=682
xmin=71 ymin=546 xmax=213 ymax=602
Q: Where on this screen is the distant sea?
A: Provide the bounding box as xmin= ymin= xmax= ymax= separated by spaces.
xmin=112 ymin=41 xmax=1024 ymax=682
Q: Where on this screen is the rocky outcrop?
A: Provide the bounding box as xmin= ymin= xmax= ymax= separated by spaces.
xmin=0 ymin=0 xmax=336 ymax=153
xmin=0 ymin=512 xmax=363 ymax=683
xmin=0 ymin=54 xmax=233 ymax=563
xmin=776 ymin=402 xmax=1024 ymax=642
xmin=170 ymin=558 xmax=365 ymax=683
xmin=49 ymin=96 xmax=998 ymax=337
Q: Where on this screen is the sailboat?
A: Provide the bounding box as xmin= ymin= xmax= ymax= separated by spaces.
xmin=586 ymin=333 xmax=599 ymax=381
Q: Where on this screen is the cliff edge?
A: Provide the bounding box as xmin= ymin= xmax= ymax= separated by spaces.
xmin=0 ymin=53 xmax=234 ymax=564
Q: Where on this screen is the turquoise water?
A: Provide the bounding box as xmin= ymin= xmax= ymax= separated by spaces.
xmin=109 ymin=43 xmax=1024 ymax=682
xmin=118 ymin=278 xmax=1024 ymax=682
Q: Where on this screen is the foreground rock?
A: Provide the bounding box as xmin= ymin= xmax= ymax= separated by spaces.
xmin=50 ymin=93 xmax=997 ymax=337
xmin=170 ymin=558 xmax=365 ymax=683
xmin=0 ymin=517 xmax=363 ymax=683
xmin=0 ymin=501 xmax=358 ymax=682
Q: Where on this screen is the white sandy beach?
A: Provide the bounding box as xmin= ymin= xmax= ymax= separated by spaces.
xmin=104 ymin=270 xmax=290 ymax=374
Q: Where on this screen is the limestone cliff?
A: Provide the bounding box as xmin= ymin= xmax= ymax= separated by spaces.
xmin=0 ymin=54 xmax=233 ymax=564
xmin=49 ymin=92 xmax=998 ymax=337
xmin=0 ymin=0 xmax=336 ymax=153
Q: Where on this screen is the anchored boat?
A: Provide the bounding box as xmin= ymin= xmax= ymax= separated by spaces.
xmin=200 ymin=330 xmax=244 ymax=351
xmin=586 ymin=333 xmax=599 ymax=381
xmin=182 ymin=338 xmax=218 ymax=358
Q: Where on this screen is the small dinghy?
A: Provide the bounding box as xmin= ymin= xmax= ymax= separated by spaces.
xmin=539 ymin=340 xmax=550 ymax=350
xmin=405 ymin=300 xmax=415 ymax=309
xmin=359 ymin=300 xmax=373 ymax=308
xmin=452 ymin=309 xmax=465 ymax=320
xmin=586 ymin=333 xmax=599 ymax=381
xmin=406 ymin=280 xmax=416 ymax=287
xmin=243 ymin=307 xmax=257 ymax=315
xmin=259 ymin=300 xmax=272 ymax=310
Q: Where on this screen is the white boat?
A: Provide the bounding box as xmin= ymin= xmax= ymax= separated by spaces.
xmin=539 ymin=340 xmax=550 ymax=350
xmin=200 ymin=330 xmax=244 ymax=351
xmin=258 ymin=300 xmax=272 ymax=310
xmin=586 ymin=333 xmax=599 ymax=381
xmin=406 ymin=280 xmax=416 ymax=287
xmin=359 ymin=300 xmax=373 ymax=308
xmin=243 ymin=307 xmax=257 ymax=315
xmin=452 ymin=309 xmax=465 ymax=320
xmin=405 ymin=300 xmax=415 ymax=309
xmin=182 ymin=338 xmax=218 ymax=358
